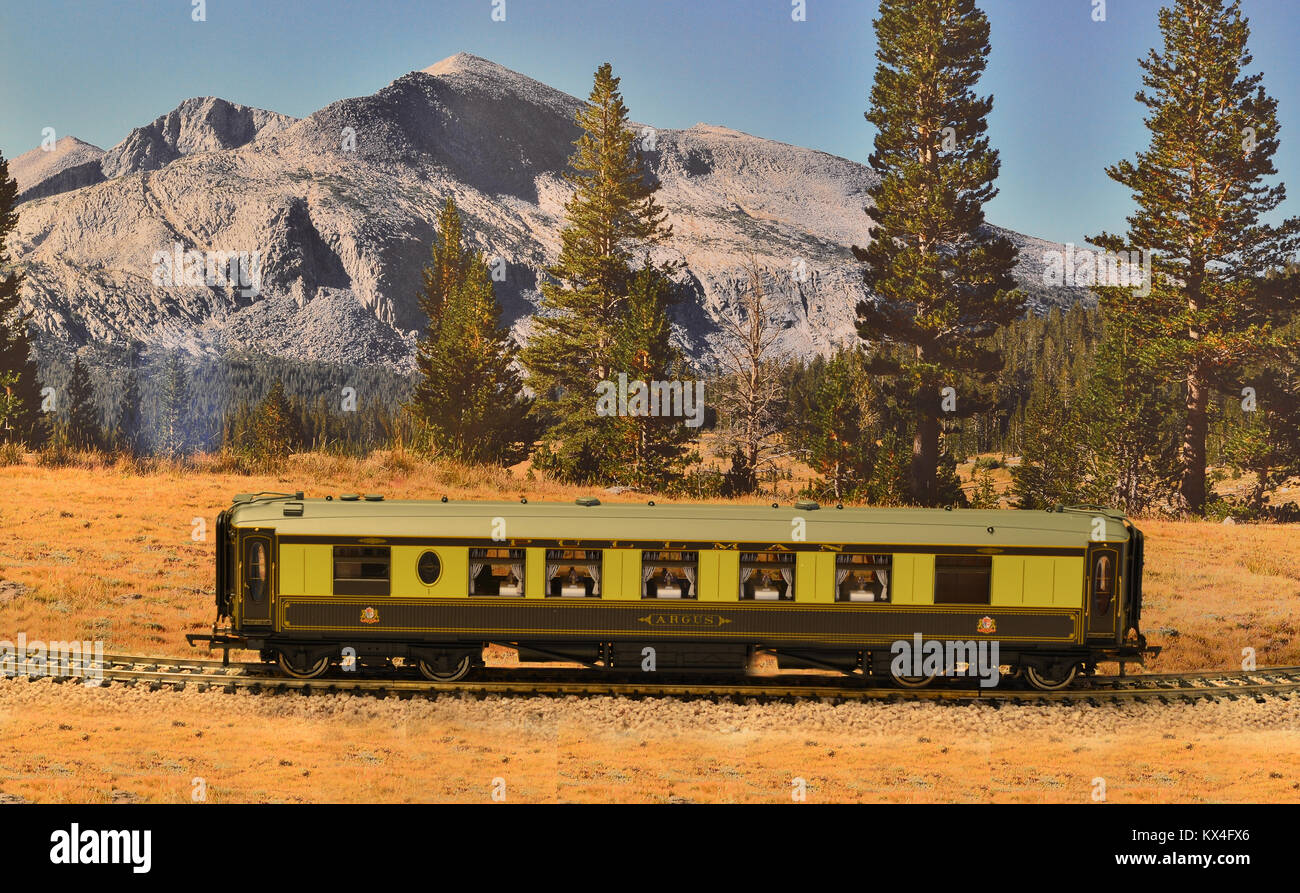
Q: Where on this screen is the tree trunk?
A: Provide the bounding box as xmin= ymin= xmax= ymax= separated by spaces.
xmin=1178 ymin=365 xmax=1209 ymax=515
xmin=912 ymin=410 xmax=939 ymax=506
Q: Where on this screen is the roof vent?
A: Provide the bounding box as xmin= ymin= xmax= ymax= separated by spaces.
xmin=576 ymin=496 xmax=601 ymax=507
xmin=283 ymin=503 xmax=304 ymax=517
xmin=364 ymin=494 xmax=384 ymax=501
xmin=794 ymin=499 xmax=819 ymax=511
xmin=340 ymin=494 xmax=359 ymax=501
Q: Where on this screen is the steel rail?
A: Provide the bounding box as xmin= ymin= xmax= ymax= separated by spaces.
xmin=6 ymin=651 xmax=1299 ymax=704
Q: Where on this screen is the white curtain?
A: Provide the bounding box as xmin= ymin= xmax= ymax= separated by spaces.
xmin=469 ymin=562 xmax=486 ymax=592
xmin=588 ymin=556 xmax=601 ymax=595
xmin=875 ymin=569 xmax=889 ymax=600
xmin=779 ymin=566 xmax=793 ymax=597
xmin=681 ymin=564 xmax=697 ymax=596
xmin=836 ymin=567 xmax=852 ymax=587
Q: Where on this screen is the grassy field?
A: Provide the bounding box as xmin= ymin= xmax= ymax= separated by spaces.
xmin=0 ymin=451 xmax=1298 ymax=803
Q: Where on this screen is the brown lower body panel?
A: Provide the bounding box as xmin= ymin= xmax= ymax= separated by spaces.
xmin=274 ymin=597 xmax=1079 ymax=646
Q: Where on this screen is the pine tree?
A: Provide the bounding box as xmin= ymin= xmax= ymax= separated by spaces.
xmin=0 ymin=151 xmax=41 ymax=445
xmin=520 ymin=62 xmax=674 ymax=484
xmin=157 ymin=353 xmax=189 ymax=458
xmin=1091 ymin=0 xmax=1300 ymax=514
xmin=250 ymin=379 xmax=298 ymax=463
xmin=408 ymin=199 xmax=533 ymax=465
xmin=865 ymin=427 xmax=914 ymax=506
xmin=1011 ymin=368 xmax=1102 ymax=509
xmin=64 ymin=356 xmax=101 ymax=450
xmin=1222 ymin=341 xmax=1300 ymax=515
xmin=853 ymin=0 xmax=1024 ymax=506
xmin=418 ymin=197 xmax=475 ymax=331
xmin=800 ymin=349 xmax=879 ymax=502
xmin=1085 ymin=309 xmax=1181 ymax=514
xmin=0 ymin=371 xmax=20 ymax=447
xmin=114 ymin=360 xmax=143 ymax=456
xmin=608 ymin=261 xmax=694 ymax=488
xmin=967 ymin=464 xmax=999 ymax=509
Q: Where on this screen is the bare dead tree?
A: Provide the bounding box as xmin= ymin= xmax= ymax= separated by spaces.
xmin=713 ymin=255 xmax=792 ymax=494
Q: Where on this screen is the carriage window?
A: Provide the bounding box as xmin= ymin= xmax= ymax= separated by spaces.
xmin=470 ymin=548 xmax=525 ymax=596
xmin=934 ymin=555 xmax=991 ymax=605
xmin=836 ymin=554 xmax=891 ymax=602
xmin=740 ymin=552 xmax=795 ymax=600
xmin=245 ymin=539 xmax=268 ymax=603
xmin=1092 ymin=548 xmax=1117 ymax=613
xmin=642 ymin=551 xmax=698 ymax=599
xmin=333 ymin=545 xmax=391 ymax=596
xmin=417 ymin=551 xmax=442 ymax=585
xmin=546 ymin=549 xmax=602 ymax=597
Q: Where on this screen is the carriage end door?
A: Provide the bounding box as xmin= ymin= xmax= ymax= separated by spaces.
xmin=1086 ymin=544 xmax=1121 ymax=640
xmin=239 ymin=529 xmax=275 ymax=626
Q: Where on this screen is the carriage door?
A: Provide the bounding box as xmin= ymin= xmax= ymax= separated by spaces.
xmin=239 ymin=530 xmax=275 ymax=626
xmin=1086 ymin=544 xmax=1121 ymax=640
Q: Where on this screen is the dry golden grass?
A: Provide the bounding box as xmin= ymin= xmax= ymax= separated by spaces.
xmin=2 ymin=449 xmax=1299 ymax=803
xmin=1138 ymin=518 xmax=1300 ymax=672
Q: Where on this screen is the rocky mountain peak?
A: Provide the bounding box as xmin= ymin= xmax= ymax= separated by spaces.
xmin=99 ymin=96 xmax=298 ymax=180
xmin=9 ymin=136 xmax=106 ymax=203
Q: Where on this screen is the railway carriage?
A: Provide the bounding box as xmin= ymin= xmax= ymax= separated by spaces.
xmin=188 ymin=493 xmax=1156 ymax=690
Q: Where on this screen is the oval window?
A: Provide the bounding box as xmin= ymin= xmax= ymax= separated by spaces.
xmin=246 ymin=540 xmax=268 ymax=603
xmin=417 ymin=551 xmax=442 ymax=585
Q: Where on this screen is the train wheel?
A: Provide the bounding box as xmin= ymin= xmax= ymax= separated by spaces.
xmin=277 ymin=652 xmax=331 ymax=679
xmin=1024 ymin=662 xmax=1079 ymax=691
xmin=418 ymin=655 xmax=473 ymax=682
xmin=890 ymin=669 xmax=936 ymax=688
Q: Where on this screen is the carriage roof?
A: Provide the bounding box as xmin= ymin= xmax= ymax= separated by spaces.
xmin=226 ymin=496 xmax=1131 ymax=548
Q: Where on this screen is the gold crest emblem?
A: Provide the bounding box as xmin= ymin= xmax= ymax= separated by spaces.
xmin=360 ymin=607 xmax=380 ymax=624
xmin=977 ymin=616 xmax=996 ymax=634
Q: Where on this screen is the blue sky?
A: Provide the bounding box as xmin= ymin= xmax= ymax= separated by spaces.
xmin=2 ymin=0 xmax=1298 ymax=244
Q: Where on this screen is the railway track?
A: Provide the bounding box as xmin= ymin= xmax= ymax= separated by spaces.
xmin=3 ymin=652 xmax=1300 ymax=704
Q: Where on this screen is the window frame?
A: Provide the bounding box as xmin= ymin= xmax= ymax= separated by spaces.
xmin=545 ymin=548 xmax=603 ymax=598
xmin=933 ymin=555 xmax=992 ymax=606
xmin=835 ymin=553 xmax=892 ymax=603
xmin=739 ymin=551 xmax=796 ymax=601
xmin=416 ymin=550 xmax=443 ymax=586
xmin=333 ymin=545 xmax=392 ymax=597
xmin=245 ymin=538 xmax=269 ymax=604
xmin=469 ymin=547 xmax=526 ymax=596
xmin=641 ymin=550 xmax=699 ymax=600
xmin=1091 ymin=547 xmax=1119 ymax=614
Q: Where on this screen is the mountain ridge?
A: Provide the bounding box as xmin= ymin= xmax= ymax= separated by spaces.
xmin=11 ymin=52 xmax=1088 ymax=370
